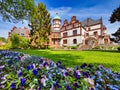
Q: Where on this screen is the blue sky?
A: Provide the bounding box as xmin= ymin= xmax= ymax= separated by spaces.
xmin=0 ymin=0 xmax=120 ymax=38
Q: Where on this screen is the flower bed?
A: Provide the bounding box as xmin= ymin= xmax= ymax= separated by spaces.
xmin=0 ymin=50 xmax=120 ymax=90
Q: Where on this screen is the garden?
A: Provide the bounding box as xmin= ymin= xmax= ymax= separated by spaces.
xmin=0 ymin=50 xmax=120 ymax=90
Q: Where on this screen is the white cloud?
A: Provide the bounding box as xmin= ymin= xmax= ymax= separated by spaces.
xmin=49 ymin=7 xmax=72 ymax=18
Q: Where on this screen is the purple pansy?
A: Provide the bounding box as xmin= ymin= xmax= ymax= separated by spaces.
xmin=10 ymin=83 xmax=16 ymax=89
xmin=20 ymin=78 xmax=26 ymax=86
xmin=32 ymin=69 xmax=38 ymax=76
xmin=74 ymin=71 xmax=80 ymax=79
xmin=18 ymin=72 xmax=22 ymax=77
xmin=74 ymin=83 xmax=80 ymax=88
xmin=66 ymin=85 xmax=71 ymax=90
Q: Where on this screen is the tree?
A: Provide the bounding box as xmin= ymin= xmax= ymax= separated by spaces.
xmin=0 ymin=37 xmax=7 ymax=43
xmin=109 ymin=6 xmax=120 ymax=42
xmin=29 ymin=2 xmax=51 ymax=49
xmin=112 ymin=28 xmax=120 ymax=43
xmin=109 ymin=6 xmax=120 ymax=23
xmin=0 ymin=0 xmax=35 ymax=23
xmin=11 ymin=34 xmax=30 ymax=49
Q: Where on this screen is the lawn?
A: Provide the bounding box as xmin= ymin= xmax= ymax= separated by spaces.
xmin=15 ymin=49 xmax=120 ymax=72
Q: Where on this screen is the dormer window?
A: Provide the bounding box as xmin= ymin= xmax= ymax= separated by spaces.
xmin=88 ymin=28 xmax=91 ymax=30
xmin=73 ymin=30 xmax=77 ymax=35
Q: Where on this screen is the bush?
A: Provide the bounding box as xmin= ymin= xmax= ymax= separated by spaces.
xmin=67 ymin=46 xmax=77 ymax=49
xmin=93 ymin=46 xmax=101 ymax=50
xmin=11 ymin=34 xmax=30 ymax=49
xmin=117 ymin=47 xmax=120 ymax=51
xmin=0 ymin=42 xmax=12 ymax=50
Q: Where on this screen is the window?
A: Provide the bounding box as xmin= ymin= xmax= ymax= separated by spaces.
xmin=73 ymin=30 xmax=77 ymax=35
xmin=88 ymin=28 xmax=91 ymax=30
xmin=21 ymin=33 xmax=24 ymax=36
xmin=63 ymin=39 xmax=67 ymax=44
xmin=73 ymin=39 xmax=77 ymax=44
xmin=94 ymin=31 xmax=97 ymax=36
xmin=86 ymin=33 xmax=89 ymax=37
xmin=63 ymin=32 xmax=67 ymax=37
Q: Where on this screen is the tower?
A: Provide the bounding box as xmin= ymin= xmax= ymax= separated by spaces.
xmin=53 ymin=13 xmax=61 ymax=31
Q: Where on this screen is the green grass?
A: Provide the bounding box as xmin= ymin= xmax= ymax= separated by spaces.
xmin=14 ymin=49 xmax=120 ymax=72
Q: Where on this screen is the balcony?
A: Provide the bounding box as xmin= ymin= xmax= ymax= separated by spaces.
xmin=52 ymin=35 xmax=61 ymax=39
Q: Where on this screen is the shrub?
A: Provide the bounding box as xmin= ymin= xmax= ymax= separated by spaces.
xmin=0 ymin=42 xmax=12 ymax=49
xmin=93 ymin=46 xmax=101 ymax=50
xmin=11 ymin=34 xmax=30 ymax=49
xmin=117 ymin=47 xmax=120 ymax=51
xmin=67 ymin=46 xmax=77 ymax=49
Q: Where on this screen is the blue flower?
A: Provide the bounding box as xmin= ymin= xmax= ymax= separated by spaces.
xmin=32 ymin=69 xmax=38 ymax=76
xmin=20 ymin=78 xmax=26 ymax=86
xmin=27 ymin=65 xmax=31 ymax=70
xmin=74 ymin=71 xmax=80 ymax=79
xmin=53 ymin=82 xmax=61 ymax=88
xmin=18 ymin=72 xmax=22 ymax=77
xmin=80 ymin=63 xmax=87 ymax=69
xmin=38 ymin=84 xmax=43 ymax=90
xmin=66 ymin=85 xmax=71 ymax=90
xmin=76 ymin=66 xmax=79 ymax=70
xmin=65 ymin=72 xmax=69 ymax=76
xmin=44 ymin=62 xmax=48 ymax=67
xmin=91 ymin=88 xmax=94 ymax=90
xmin=74 ymin=83 xmax=80 ymax=88
xmin=8 ymin=60 xmax=13 ymax=64
xmin=31 ymin=64 xmax=34 ymax=69
xmin=10 ymin=83 xmax=16 ymax=89
xmin=39 ymin=59 xmax=43 ymax=63
xmin=82 ymin=72 xmax=89 ymax=78
xmin=88 ymin=64 xmax=93 ymax=68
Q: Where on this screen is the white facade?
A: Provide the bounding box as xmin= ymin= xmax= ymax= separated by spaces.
xmin=50 ymin=15 xmax=110 ymax=48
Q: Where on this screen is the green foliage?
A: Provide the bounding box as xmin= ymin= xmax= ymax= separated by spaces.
xmin=112 ymin=28 xmax=120 ymax=42
xmin=29 ymin=2 xmax=51 ymax=49
xmin=0 ymin=0 xmax=35 ymax=23
xmin=0 ymin=42 xmax=12 ymax=50
xmin=0 ymin=37 xmax=7 ymax=43
xmin=117 ymin=47 xmax=120 ymax=51
xmin=11 ymin=34 xmax=30 ymax=49
xmin=109 ymin=6 xmax=120 ymax=23
xmin=68 ymin=46 xmax=78 ymax=49
xmin=110 ymin=6 xmax=120 ymax=42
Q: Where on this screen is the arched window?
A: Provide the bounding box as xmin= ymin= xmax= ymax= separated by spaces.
xmin=73 ymin=39 xmax=77 ymax=44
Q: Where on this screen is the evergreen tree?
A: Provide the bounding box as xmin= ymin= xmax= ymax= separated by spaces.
xmin=112 ymin=28 xmax=120 ymax=43
xmin=0 ymin=0 xmax=35 ymax=23
xmin=109 ymin=6 xmax=120 ymax=42
xmin=29 ymin=3 xmax=51 ymax=48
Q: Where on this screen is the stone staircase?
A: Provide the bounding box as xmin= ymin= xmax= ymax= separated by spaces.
xmin=78 ymin=45 xmax=92 ymax=50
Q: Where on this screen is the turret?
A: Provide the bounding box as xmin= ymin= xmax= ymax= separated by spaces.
xmin=53 ymin=13 xmax=61 ymax=31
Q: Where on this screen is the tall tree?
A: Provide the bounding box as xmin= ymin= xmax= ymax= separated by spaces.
xmin=109 ymin=6 xmax=120 ymax=42
xmin=109 ymin=6 xmax=120 ymax=23
xmin=30 ymin=2 xmax=51 ymax=48
xmin=0 ymin=0 xmax=35 ymax=23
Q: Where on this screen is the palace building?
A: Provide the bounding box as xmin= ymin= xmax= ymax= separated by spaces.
xmin=49 ymin=14 xmax=110 ymax=49
xmin=8 ymin=14 xmax=110 ymax=49
xmin=8 ymin=26 xmax=30 ymax=41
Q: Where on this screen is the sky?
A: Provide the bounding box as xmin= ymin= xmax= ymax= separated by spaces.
xmin=0 ymin=0 xmax=120 ymax=38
